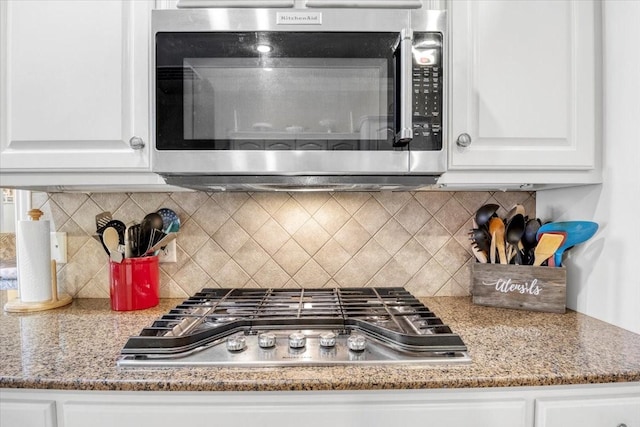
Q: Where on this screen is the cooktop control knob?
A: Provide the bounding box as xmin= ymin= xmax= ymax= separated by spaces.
xmin=319 ymin=331 xmax=337 ymax=348
xmin=288 ymin=332 xmax=306 ymax=349
xmin=226 ymin=335 xmax=246 ymax=352
xmin=258 ymin=332 xmax=276 ymax=348
xmin=347 ymin=334 xmax=367 ymax=352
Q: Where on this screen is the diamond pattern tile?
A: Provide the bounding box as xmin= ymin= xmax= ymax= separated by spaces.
xmin=37 ymin=190 xmax=535 ymax=298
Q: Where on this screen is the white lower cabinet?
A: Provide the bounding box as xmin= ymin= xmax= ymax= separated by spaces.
xmin=61 ymin=395 xmax=525 ymax=427
xmin=0 ymin=383 xmax=638 ymax=427
xmin=535 ymin=394 xmax=640 ymax=427
xmin=0 ymin=398 xmax=56 ymax=427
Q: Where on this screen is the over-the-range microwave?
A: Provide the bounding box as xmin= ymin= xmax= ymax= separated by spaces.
xmin=152 ymin=2 xmax=446 ymax=191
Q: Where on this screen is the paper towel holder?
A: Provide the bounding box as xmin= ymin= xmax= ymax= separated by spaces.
xmin=4 ymin=260 xmax=73 ymax=312
xmin=4 ymin=209 xmax=73 ymax=313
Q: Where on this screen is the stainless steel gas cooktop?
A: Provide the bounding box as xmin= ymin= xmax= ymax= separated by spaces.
xmin=117 ymin=287 xmax=470 ymax=367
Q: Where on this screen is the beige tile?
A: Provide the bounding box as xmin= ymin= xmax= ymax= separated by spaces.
xmin=39 ymin=199 xmax=70 ymax=232
xmin=313 ymin=197 xmax=351 ymax=235
xmin=130 ymin=193 xmax=170 ymax=214
xmin=159 ymin=243 xmax=190 ymax=276
xmin=453 ymin=192 xmax=491 ymax=217
xmin=522 ymin=194 xmax=536 ymax=219
xmin=394 ymin=238 xmax=431 ymax=276
xmin=332 ymin=192 xmax=371 ymax=215
xmin=169 ymin=192 xmax=211 ymax=216
xmin=453 ymin=259 xmax=472 ymax=294
xmin=251 ymin=192 xmax=290 ymax=215
xmin=292 ymin=192 xmax=331 ymax=215
xmin=233 ymin=239 xmax=270 ymax=276
xmin=353 ymin=198 xmax=391 ymax=235
xmin=368 ymin=258 xmax=412 ymax=287
xmin=373 ymin=218 xmax=411 ymax=256
xmin=313 ymin=238 xmax=351 ymax=276
xmin=51 ymin=193 xmax=89 ymax=216
xmin=284 ymin=278 xmax=302 ymax=289
xmin=394 ymin=198 xmax=431 ymax=235
xmin=89 ymin=193 xmax=129 ymax=216
xmin=191 ymin=197 xmax=230 ymax=236
xmin=178 ymin=218 xmax=209 ymax=256
xmin=293 ymin=259 xmax=330 ymax=288
xmin=232 ymin=197 xmax=270 ymax=235
xmin=435 ymin=278 xmax=469 ymax=297
xmin=173 ymin=259 xmax=212 ymax=296
xmin=273 ymin=239 xmax=310 ymax=276
xmin=333 ymin=259 xmax=371 ymax=287
xmin=452 ymin=218 xmax=475 ymax=256
xmin=212 ymin=219 xmax=250 ymax=256
xmin=111 ymin=198 xmax=147 ymax=226
xmin=493 ymin=191 xmax=531 ymax=213
xmin=192 ymin=239 xmax=230 ymax=276
xmin=253 ymin=259 xmax=290 ymax=288
xmin=58 ymin=218 xmax=90 ymax=260
xmin=333 ymin=219 xmax=371 ymax=256
xmin=213 ymin=259 xmax=251 ymax=288
xmin=353 ymin=240 xmax=390 ymax=274
xmin=76 ymin=277 xmax=110 ymax=299
xmin=60 ymin=241 xmax=106 ymax=296
xmin=252 ymin=218 xmax=290 ymax=256
xmin=373 ymin=192 xmax=412 ymax=215
xmin=211 ymin=193 xmax=250 ymax=216
xmin=405 ymin=258 xmax=449 ymax=297
xmin=433 ymin=238 xmax=471 ymax=275
xmin=413 ymin=191 xmax=453 ymax=215
xmin=272 ymin=198 xmax=311 ymax=235
xmin=434 ymin=197 xmax=470 ymax=235
xmin=293 ymin=218 xmax=331 ymax=256
xmin=159 ymin=276 xmax=189 ymax=299
xmin=414 ymin=218 xmax=450 ymax=256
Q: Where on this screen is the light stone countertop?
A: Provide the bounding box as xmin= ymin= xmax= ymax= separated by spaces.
xmin=1 ymin=293 xmax=639 ymax=392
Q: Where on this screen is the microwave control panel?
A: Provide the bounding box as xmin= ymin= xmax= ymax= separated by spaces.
xmin=411 ymin=33 xmax=443 ymax=151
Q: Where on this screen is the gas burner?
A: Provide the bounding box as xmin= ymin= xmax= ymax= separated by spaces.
xmin=118 ymin=287 xmax=470 ymax=367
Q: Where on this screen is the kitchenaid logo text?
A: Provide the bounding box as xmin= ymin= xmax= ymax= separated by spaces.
xmin=482 ymin=278 xmax=542 ymax=295
xmin=276 ymin=12 xmax=322 ymax=25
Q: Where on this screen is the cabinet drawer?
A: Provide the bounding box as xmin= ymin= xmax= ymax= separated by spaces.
xmin=0 ymin=399 xmax=56 ymax=427
xmin=535 ymin=394 xmax=640 ymax=427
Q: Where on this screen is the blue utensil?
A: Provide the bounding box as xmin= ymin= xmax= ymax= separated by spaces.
xmin=536 ymin=221 xmax=598 ymax=266
xmin=156 ymin=208 xmax=180 ymax=233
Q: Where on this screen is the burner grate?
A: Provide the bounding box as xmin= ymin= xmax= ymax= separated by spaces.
xmin=122 ymin=287 xmax=466 ymax=356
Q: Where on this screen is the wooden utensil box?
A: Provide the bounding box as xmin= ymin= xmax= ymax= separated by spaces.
xmin=471 ymin=263 xmax=566 ymax=313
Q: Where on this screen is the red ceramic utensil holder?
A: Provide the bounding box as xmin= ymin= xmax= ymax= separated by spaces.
xmin=109 ymin=256 xmax=159 ymax=311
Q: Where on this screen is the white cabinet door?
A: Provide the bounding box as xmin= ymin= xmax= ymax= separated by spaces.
xmin=0 ymin=399 xmax=57 ymax=427
xmin=0 ymin=0 xmax=151 ymax=171
xmin=535 ymin=394 xmax=640 ymax=427
xmin=449 ymin=0 xmax=597 ymax=170
xmin=62 ymin=397 xmax=526 ymax=427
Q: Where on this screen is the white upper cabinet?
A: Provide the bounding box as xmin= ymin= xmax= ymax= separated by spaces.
xmin=448 ymin=0 xmax=598 ymax=171
xmin=0 ymin=0 xmax=152 ymax=171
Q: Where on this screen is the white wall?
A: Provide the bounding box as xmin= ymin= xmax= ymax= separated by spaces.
xmin=537 ymin=0 xmax=640 ymax=334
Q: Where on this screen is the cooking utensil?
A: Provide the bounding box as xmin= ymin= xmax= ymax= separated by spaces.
xmin=468 ymin=227 xmax=491 ymax=255
xmin=470 ymin=244 xmax=488 ymax=263
xmin=532 ymin=233 xmax=565 ymax=266
xmin=489 ymin=217 xmax=507 ymax=264
xmin=144 ymin=232 xmax=177 ymax=256
xmin=505 ymin=213 xmax=525 ymax=264
xmin=102 ymin=226 xmax=123 ymax=263
xmin=156 ymin=208 xmax=180 ymax=233
xmin=536 ymin=221 xmax=599 ymax=267
xmin=505 ymin=204 xmax=525 ymax=222
xmin=128 ymin=224 xmax=141 ymax=257
xmin=475 ymin=204 xmax=499 ymax=228
xmin=522 ymin=218 xmax=541 ymax=265
xmin=138 ymin=213 xmax=163 ymax=257
xmin=95 ymin=211 xmax=112 ymax=232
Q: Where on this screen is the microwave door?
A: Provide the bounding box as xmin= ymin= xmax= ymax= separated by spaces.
xmin=154 ymin=31 xmax=412 ymax=175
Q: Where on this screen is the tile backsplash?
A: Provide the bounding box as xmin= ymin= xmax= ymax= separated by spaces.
xmin=31 ymin=191 xmax=535 ymax=298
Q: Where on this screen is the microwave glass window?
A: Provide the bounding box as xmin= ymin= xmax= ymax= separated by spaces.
xmin=156 ymin=32 xmax=400 ymax=151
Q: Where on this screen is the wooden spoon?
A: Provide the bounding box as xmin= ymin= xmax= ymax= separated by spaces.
xmin=103 ymin=226 xmax=123 ymax=263
xmin=489 ymin=217 xmax=507 ymax=264
xmin=532 ymin=233 xmax=565 ymax=267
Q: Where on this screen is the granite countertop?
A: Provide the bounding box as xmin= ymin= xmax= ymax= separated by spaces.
xmin=1 ymin=292 xmax=639 ymax=392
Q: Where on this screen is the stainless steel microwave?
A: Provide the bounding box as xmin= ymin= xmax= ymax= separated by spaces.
xmin=151 ymin=3 xmax=446 ymax=191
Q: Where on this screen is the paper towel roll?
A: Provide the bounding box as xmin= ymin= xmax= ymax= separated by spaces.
xmin=17 ymin=219 xmax=52 ymax=303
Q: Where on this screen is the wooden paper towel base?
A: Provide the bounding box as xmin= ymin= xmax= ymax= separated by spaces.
xmin=4 ymin=260 xmax=72 ymax=313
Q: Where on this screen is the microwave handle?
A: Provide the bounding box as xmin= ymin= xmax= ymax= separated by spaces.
xmin=395 ymin=28 xmax=414 ymax=147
